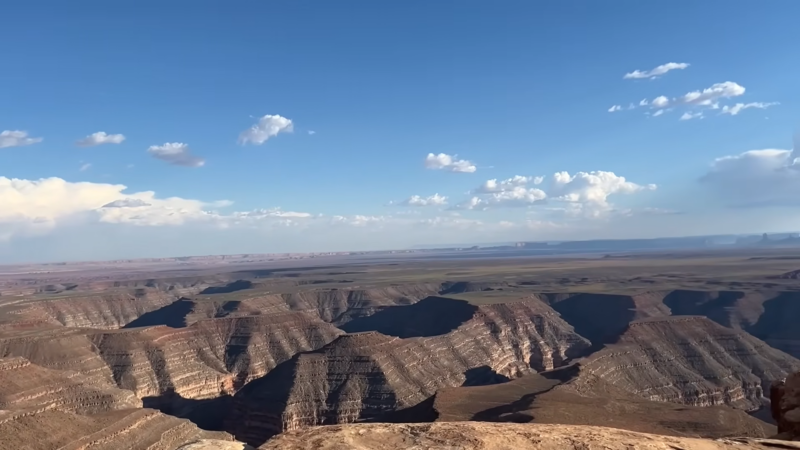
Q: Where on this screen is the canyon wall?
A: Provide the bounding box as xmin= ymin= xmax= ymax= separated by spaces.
xmin=229 ymin=298 xmax=591 ymax=446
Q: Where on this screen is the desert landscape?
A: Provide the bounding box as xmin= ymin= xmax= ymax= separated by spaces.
xmin=1 ymin=248 xmax=800 ymax=449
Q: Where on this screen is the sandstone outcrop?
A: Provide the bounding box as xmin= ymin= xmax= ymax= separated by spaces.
xmin=0 ymin=408 xmax=235 ymax=450
xmin=7 ymin=290 xmax=180 ymax=329
xmin=0 ymin=356 xmax=140 ymax=414
xmin=229 ymin=297 xmax=590 ymax=445
xmin=430 ymin=369 xmax=775 ymax=438
xmin=0 ymin=312 xmax=343 ymax=418
xmin=178 ymin=441 xmax=253 ymax=450
xmin=575 ymin=316 xmax=800 ymax=410
xmin=772 ymin=370 xmax=800 ymax=439
xmin=97 ymin=312 xmax=344 ymax=401
xmin=257 ymin=423 xmax=800 ymax=450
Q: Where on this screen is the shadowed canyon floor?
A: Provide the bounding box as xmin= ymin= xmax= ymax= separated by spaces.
xmin=1 ymin=250 xmax=800 ymax=447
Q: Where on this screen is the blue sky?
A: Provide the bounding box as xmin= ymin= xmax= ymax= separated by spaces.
xmin=1 ymin=1 xmax=799 ymax=262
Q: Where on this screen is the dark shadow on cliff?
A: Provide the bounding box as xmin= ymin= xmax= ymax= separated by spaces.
xmin=123 ymin=299 xmax=194 ymax=328
xmin=378 ymin=395 xmax=439 ymax=423
xmin=462 ymin=366 xmax=511 ymax=386
xmin=663 ymin=290 xmax=746 ymax=328
xmin=143 ymin=390 xmax=233 ymax=431
xmin=468 ymin=368 xmax=575 ymax=423
xmin=199 ymin=280 xmax=253 ymax=295
xmin=746 ymin=291 xmax=800 ymax=358
xmin=542 ymin=293 xmax=637 ymax=348
xmin=340 ymin=296 xmax=478 ymax=338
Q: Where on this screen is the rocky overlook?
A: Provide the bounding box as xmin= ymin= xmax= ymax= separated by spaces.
xmin=258 ymin=423 xmax=800 ymax=450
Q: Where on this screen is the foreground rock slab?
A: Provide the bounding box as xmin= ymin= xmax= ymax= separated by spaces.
xmin=178 ymin=441 xmax=253 ymax=450
xmin=258 ymin=423 xmax=800 ymax=450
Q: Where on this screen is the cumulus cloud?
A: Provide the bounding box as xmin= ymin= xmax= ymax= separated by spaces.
xmin=549 ymin=171 xmax=656 ymax=211
xmin=679 ymin=81 xmax=745 ymax=106
xmin=239 ymin=114 xmax=294 ymax=145
xmin=651 ymin=96 xmax=670 ymax=109
xmin=700 ymin=137 xmax=800 ymax=207
xmin=680 ymin=111 xmax=703 ymax=121
xmin=472 ymin=175 xmax=542 ymax=194
xmin=624 ymin=62 xmax=690 ymax=80
xmin=0 ymin=176 xmax=327 ymax=240
xmin=720 ymin=102 xmax=779 ymax=116
xmin=0 ymin=130 xmax=43 ymax=148
xmin=424 ymin=153 xmax=477 ymax=173
xmin=76 ymin=131 xmax=126 ymax=147
xmin=454 ymin=186 xmax=547 ymax=210
xmin=147 ymin=143 xmax=205 ymax=167
xmin=455 ymin=171 xmax=654 ymax=213
xmin=608 ymin=105 xmax=623 ymax=113
xmin=391 ymin=194 xmax=448 ymax=207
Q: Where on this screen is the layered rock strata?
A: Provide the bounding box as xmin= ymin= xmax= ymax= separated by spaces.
xmin=229 ymin=298 xmax=590 ymax=445
xmin=8 ymin=290 xmax=180 ymax=329
xmin=575 ymin=316 xmax=800 ymax=410
xmin=0 ymin=357 xmax=140 ymax=414
xmin=0 ymin=313 xmax=343 ymax=406
xmin=0 ymin=408 xmax=235 ymax=450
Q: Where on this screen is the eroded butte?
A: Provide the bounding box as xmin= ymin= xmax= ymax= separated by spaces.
xmin=1 ymin=251 xmax=800 ymax=448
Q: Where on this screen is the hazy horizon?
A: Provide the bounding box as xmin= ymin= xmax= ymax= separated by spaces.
xmin=3 ymin=2 xmax=799 ymax=263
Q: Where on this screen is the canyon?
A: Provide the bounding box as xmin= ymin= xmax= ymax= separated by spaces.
xmin=1 ymin=252 xmax=800 ymax=448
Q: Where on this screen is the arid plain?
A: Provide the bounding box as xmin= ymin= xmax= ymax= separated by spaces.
xmin=2 ymin=249 xmax=800 ymax=449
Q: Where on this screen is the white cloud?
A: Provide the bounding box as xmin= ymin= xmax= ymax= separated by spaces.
xmin=102 ymin=198 xmax=151 ymax=208
xmin=651 ymin=96 xmax=670 ymax=108
xmin=720 ymin=102 xmax=779 ymax=116
xmin=639 ymin=99 xmax=649 ymax=106
xmin=608 ymin=105 xmax=623 ymax=113
xmin=472 ymin=175 xmax=542 ymax=194
xmin=147 ymin=143 xmax=205 ymax=167
xmin=391 ymin=194 xmax=448 ymax=207
xmin=679 ymin=81 xmax=745 ymax=106
xmin=456 ymin=171 xmax=654 ymax=213
xmin=624 ymin=62 xmax=689 ymax=80
xmin=0 ymin=176 xmax=324 ymax=238
xmin=700 ymin=137 xmax=800 ymax=207
xmin=79 ymin=163 xmax=92 ymax=172
xmin=307 ymin=130 xmax=316 ymax=135
xmin=424 ymin=153 xmax=477 ymax=173
xmin=549 ymin=171 xmax=656 ymax=211
xmin=76 ymin=131 xmax=126 ymax=147
xmin=0 ymin=130 xmax=43 ymax=149
xmin=454 ymin=187 xmax=547 ymax=210
xmin=232 ymin=208 xmax=312 ymax=219
xmin=330 ymin=215 xmax=386 ymax=227
xmin=239 ymin=114 xmax=293 ymax=145
xmin=652 ymin=109 xmax=666 ymax=117
xmin=680 ymin=111 xmax=703 ymax=121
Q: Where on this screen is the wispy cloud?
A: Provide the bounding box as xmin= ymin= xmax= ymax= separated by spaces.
xmin=147 ymin=142 xmax=205 ymax=167
xmin=76 ymin=131 xmax=126 ymax=147
xmin=79 ymin=163 xmax=92 ymax=171
xmin=679 ymin=111 xmax=703 ymax=121
xmin=389 ymin=194 xmax=448 ymax=207
xmin=624 ymin=62 xmax=689 ymax=80
xmin=0 ymin=130 xmax=43 ymax=149
xmin=720 ymin=102 xmax=779 ymax=116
